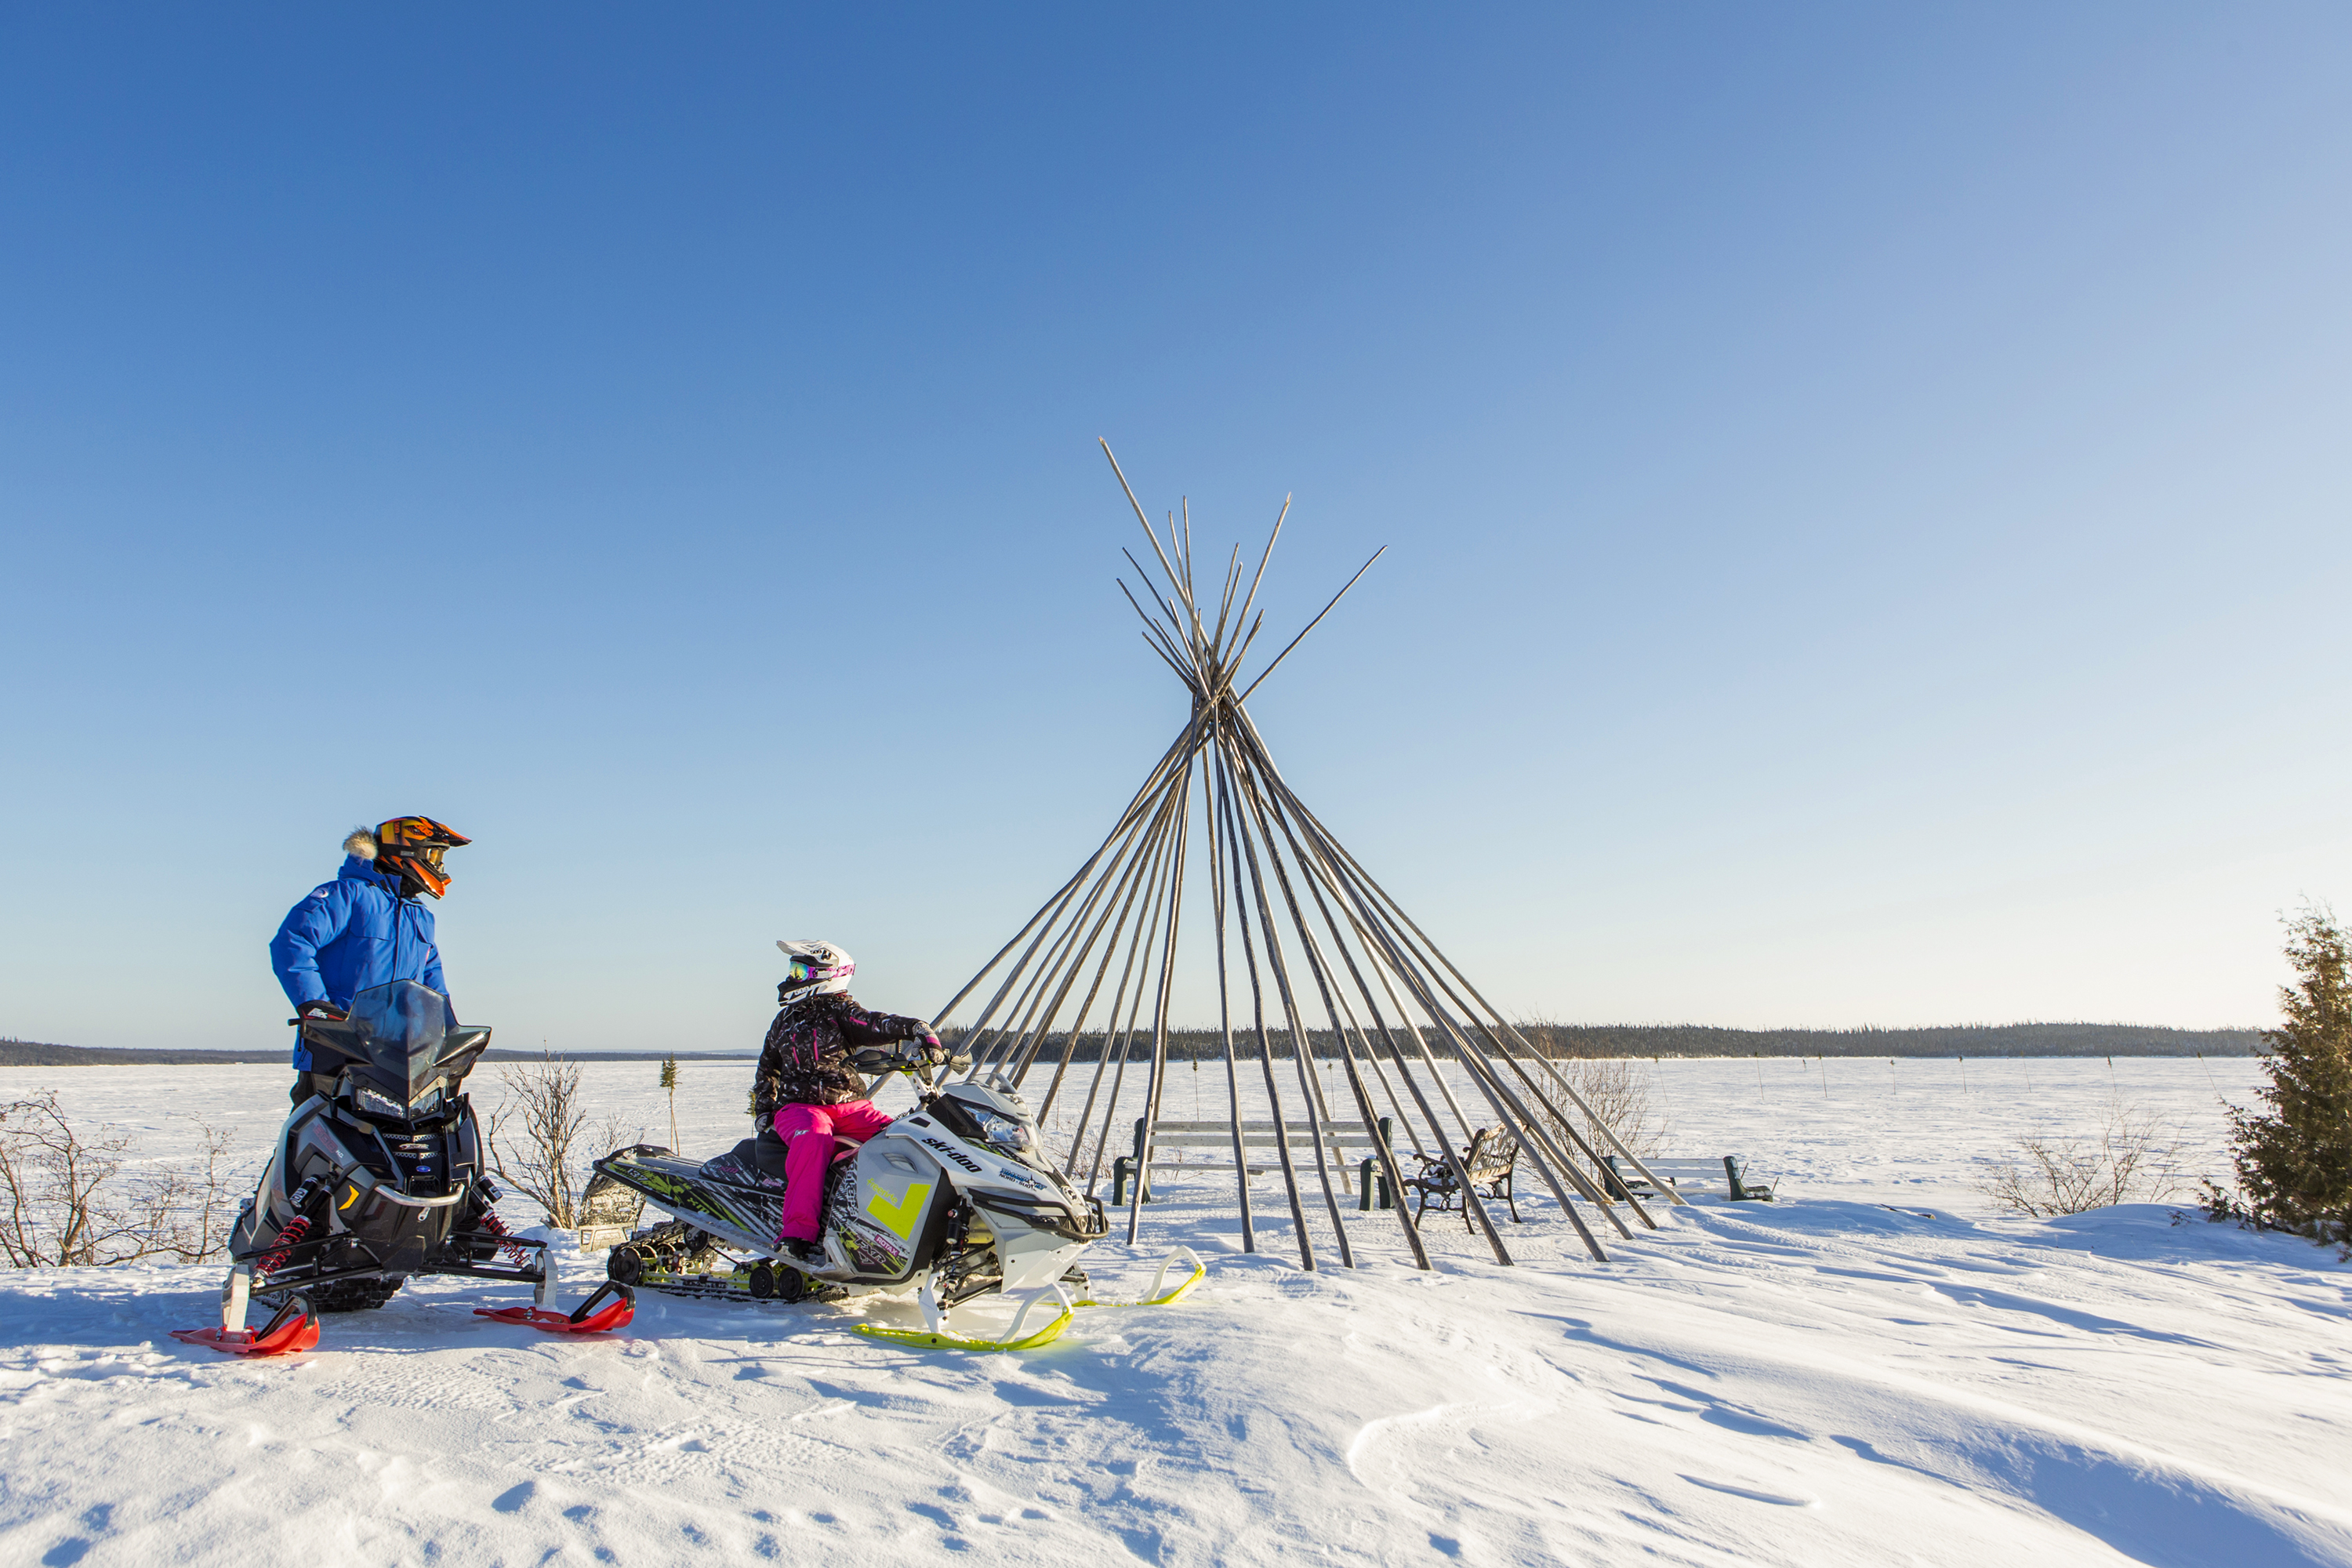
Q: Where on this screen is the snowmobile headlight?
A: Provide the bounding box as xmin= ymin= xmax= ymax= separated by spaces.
xmin=354 ymin=1083 xmax=405 ymax=1118
xmin=971 ymin=1110 xmax=1033 ymax=1156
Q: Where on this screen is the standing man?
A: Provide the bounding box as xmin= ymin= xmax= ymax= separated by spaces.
xmin=270 ymin=817 xmax=470 ymax=1105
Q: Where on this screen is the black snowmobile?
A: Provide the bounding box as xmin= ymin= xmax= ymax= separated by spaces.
xmin=175 ymin=980 xmax=630 ymax=1356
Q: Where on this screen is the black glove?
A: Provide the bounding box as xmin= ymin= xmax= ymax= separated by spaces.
xmin=912 ymin=1029 xmax=948 ymax=1065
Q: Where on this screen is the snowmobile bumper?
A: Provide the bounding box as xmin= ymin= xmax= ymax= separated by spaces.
xmin=1075 ymin=1246 xmax=1204 ymax=1308
xmin=969 ymin=1189 xmax=1109 ymax=1243
xmin=231 ymin=1228 xmax=551 ymax=1298
xmin=853 ymin=1281 xmax=1076 ymax=1353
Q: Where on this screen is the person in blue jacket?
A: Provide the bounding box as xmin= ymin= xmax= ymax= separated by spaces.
xmin=271 ymin=816 xmax=470 ymax=1105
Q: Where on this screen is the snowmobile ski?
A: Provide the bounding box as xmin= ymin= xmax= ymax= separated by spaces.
xmin=172 ymin=1293 xmax=321 ymax=1358
xmin=474 ymin=1281 xmax=636 ymax=1335
xmin=854 ymin=1282 xmax=1075 ymax=1353
xmin=1074 ymin=1247 xmax=1204 ymax=1309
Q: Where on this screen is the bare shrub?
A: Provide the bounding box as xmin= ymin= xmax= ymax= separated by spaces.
xmin=1980 ymin=1100 xmax=2187 ymax=1218
xmin=138 ymin=1117 xmax=240 ymax=1263
xmin=488 ymin=1054 xmax=589 ymax=1229
xmin=590 ymin=1111 xmax=641 ymax=1163
xmin=0 ymin=1094 xmax=239 ymax=1266
xmin=1515 ymin=1019 xmax=1666 ymax=1173
xmin=1548 ymin=1056 xmax=1667 ymax=1161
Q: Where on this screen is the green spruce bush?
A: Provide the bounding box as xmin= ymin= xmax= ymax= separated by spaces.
xmin=2212 ymin=909 xmax=2352 ymax=1247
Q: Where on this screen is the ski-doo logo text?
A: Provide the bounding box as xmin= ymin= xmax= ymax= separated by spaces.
xmin=920 ymin=1138 xmax=982 ymax=1173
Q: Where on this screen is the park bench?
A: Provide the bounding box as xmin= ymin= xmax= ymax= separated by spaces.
xmin=1110 ymin=1117 xmax=1397 ymax=1207
xmin=1603 ymin=1152 xmax=1776 ymax=1202
xmin=1400 ymin=1127 xmax=1523 ymax=1227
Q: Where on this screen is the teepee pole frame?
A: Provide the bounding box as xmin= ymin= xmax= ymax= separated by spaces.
xmin=934 ymin=447 xmax=1668 ymax=1275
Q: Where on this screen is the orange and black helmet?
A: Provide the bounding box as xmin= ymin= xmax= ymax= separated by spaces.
xmin=376 ymin=816 xmax=470 ymax=899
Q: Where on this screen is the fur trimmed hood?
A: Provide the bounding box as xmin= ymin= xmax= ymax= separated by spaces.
xmin=343 ymin=827 xmax=379 ymax=861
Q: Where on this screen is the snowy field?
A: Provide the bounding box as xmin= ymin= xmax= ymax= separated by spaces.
xmin=2 ymin=1057 xmax=2347 ymax=1567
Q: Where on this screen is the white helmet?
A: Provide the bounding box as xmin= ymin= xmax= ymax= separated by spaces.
xmin=776 ymin=938 xmax=855 ymax=1000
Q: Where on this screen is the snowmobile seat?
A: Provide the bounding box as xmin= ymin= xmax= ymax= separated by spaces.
xmin=710 ymin=1124 xmax=861 ymax=1189
xmin=721 ymin=1127 xmax=797 ymax=1183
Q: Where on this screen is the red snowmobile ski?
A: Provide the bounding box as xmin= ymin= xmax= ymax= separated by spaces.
xmin=171 ymin=1294 xmax=321 ymax=1359
xmin=474 ymin=1279 xmax=636 ymax=1334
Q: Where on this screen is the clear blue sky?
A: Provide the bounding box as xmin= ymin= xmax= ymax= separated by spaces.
xmin=5 ymin=5 xmax=2348 ymax=1052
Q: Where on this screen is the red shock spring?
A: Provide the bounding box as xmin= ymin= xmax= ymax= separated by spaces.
xmin=477 ymin=1207 xmax=531 ymax=1266
xmin=256 ymin=1217 xmax=310 ymax=1276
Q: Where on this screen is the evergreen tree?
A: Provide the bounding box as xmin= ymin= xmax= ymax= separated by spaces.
xmin=659 ymin=1054 xmax=680 ymax=1149
xmin=2222 ymin=909 xmax=2352 ymax=1244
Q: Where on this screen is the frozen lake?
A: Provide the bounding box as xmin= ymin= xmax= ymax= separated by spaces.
xmin=2 ymin=1053 xmax=2342 ymax=1568
xmin=0 ymin=1053 xmax=2271 ymax=1228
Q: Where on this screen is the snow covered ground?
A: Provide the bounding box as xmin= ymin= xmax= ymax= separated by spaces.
xmin=2 ymin=1057 xmax=2346 ymax=1567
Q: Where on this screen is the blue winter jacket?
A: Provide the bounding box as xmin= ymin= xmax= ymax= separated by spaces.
xmin=270 ymin=855 xmax=451 ymax=1070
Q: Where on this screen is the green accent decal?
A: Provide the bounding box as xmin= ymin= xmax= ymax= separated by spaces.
xmin=865 ymin=1179 xmax=933 ymax=1240
xmin=632 ymin=1169 xmax=732 ymax=1223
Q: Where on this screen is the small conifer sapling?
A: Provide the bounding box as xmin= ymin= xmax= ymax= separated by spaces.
xmin=659 ymin=1054 xmax=680 ymax=1150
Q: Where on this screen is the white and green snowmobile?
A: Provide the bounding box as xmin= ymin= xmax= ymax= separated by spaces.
xmin=580 ymin=1058 xmax=1149 ymax=1351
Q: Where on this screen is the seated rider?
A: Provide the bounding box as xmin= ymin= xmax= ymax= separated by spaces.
xmin=270 ymin=818 xmax=469 ymax=1106
xmin=755 ymin=939 xmax=947 ymax=1264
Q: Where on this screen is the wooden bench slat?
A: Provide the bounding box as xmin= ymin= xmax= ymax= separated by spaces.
xmin=1144 ymin=1120 xmax=1383 ymax=1135
xmin=1142 ymin=1131 xmax=1384 ymax=1147
xmin=1604 ymin=1152 xmax=1776 ymax=1202
xmin=1110 ymin=1117 xmax=1397 ymax=1204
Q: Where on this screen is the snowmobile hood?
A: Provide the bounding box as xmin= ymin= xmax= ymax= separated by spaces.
xmin=301 ymin=980 xmax=490 ymax=1118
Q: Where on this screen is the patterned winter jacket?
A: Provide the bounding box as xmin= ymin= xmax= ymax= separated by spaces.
xmin=752 ymin=991 xmax=935 ymax=1114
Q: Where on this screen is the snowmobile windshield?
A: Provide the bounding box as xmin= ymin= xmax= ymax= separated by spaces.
xmin=346 ymin=980 xmax=459 ymax=1104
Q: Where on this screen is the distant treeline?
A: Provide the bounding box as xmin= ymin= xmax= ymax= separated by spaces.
xmin=0 ymin=1037 xmax=757 ymax=1068
xmin=941 ymin=1020 xmax=2266 ymax=1061
xmin=1513 ymin=1021 xmax=2263 ymax=1058
xmin=0 ymin=1040 xmax=289 ymax=1066
xmin=2 ymin=1020 xmax=2263 ymax=1067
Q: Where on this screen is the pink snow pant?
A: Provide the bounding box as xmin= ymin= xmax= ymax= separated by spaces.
xmin=771 ymin=1100 xmax=895 ymax=1243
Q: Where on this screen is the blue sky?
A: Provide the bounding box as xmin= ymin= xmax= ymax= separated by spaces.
xmin=5 ymin=5 xmax=2348 ymax=1052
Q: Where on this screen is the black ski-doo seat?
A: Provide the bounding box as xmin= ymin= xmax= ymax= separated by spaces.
xmin=702 ymin=1124 xmax=795 ymax=1189
xmin=743 ymin=1126 xmax=795 ymax=1181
